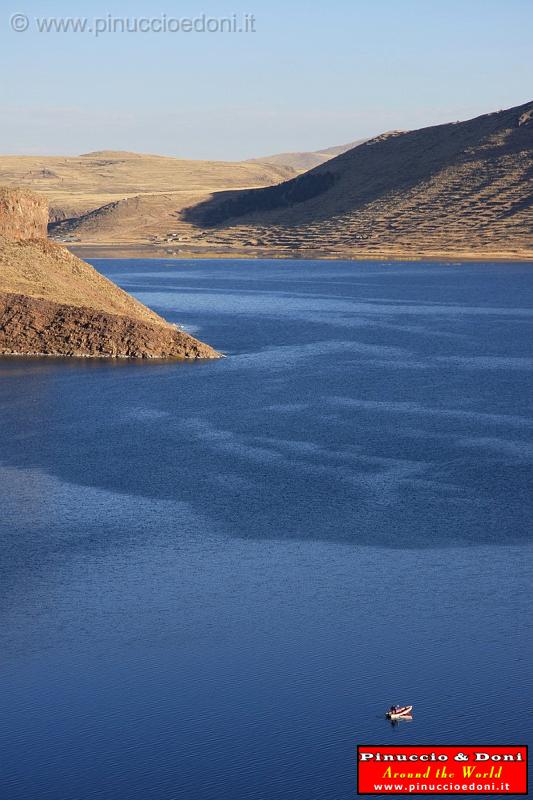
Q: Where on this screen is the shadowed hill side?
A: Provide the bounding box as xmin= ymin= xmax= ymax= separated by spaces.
xmin=184 ymin=171 xmax=339 ymax=227
xmin=183 ymin=102 xmax=533 ymax=259
xmin=0 ymin=188 xmax=219 ymax=359
xmin=0 ymin=151 xmax=296 ymax=224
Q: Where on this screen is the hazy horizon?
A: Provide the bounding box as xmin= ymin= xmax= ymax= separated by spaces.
xmin=1 ymin=0 xmax=532 ymax=160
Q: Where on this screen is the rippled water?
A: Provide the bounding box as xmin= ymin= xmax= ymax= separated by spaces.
xmin=0 ymin=259 xmax=532 ymax=799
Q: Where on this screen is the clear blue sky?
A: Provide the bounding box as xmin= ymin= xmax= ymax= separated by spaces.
xmin=1 ymin=0 xmax=531 ymax=159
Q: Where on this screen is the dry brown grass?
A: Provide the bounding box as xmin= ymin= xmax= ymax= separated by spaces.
xmin=0 ymin=235 xmax=168 ymax=324
xmin=4 ymin=102 xmax=531 ymax=261
xmin=0 ymin=150 xmax=295 ymax=221
xmin=181 ymin=102 xmax=532 ymax=260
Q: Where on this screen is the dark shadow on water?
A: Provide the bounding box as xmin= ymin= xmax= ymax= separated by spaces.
xmin=1 ymin=259 xmax=532 ymax=554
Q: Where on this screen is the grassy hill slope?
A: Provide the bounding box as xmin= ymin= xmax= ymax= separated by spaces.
xmin=184 ymin=103 xmax=532 ymax=260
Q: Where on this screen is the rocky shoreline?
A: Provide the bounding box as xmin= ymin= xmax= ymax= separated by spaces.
xmin=69 ymin=242 xmax=533 ymax=263
xmin=0 ymin=291 xmax=219 ymax=359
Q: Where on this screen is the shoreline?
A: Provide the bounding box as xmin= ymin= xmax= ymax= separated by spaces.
xmin=69 ymin=243 xmax=533 ymax=263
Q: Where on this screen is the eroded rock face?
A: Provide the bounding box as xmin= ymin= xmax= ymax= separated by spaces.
xmin=0 ymin=188 xmax=48 ymax=240
xmin=0 ymin=292 xmax=219 ymax=359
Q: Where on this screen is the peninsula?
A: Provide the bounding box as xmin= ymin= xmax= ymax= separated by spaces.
xmin=0 ymin=188 xmax=219 ymax=359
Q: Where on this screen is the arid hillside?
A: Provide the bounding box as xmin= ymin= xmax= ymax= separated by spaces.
xmin=5 ymin=103 xmax=531 ymax=260
xmin=50 ymin=191 xmax=219 ymax=252
xmin=185 ymin=102 xmax=533 ymax=260
xmin=0 ymin=150 xmax=295 ymax=223
xmin=0 ymin=188 xmax=219 ymax=359
xmin=43 ymin=134 xmax=401 ymax=255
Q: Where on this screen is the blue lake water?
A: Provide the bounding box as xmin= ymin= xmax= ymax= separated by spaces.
xmin=0 ymin=259 xmax=532 ymax=799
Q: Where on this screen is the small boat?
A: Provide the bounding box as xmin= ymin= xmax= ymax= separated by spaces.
xmin=386 ymin=704 xmax=413 ymax=719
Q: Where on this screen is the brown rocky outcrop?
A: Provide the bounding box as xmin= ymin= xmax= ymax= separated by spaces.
xmin=0 ymin=188 xmax=48 ymax=240
xmin=0 ymin=188 xmax=220 ymax=359
xmin=0 ymin=291 xmax=217 ymax=358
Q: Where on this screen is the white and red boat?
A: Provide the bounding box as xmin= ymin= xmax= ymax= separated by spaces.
xmin=386 ymin=704 xmax=413 ymax=720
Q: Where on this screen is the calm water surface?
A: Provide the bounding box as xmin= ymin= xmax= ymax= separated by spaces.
xmin=0 ymin=259 xmax=532 ymax=799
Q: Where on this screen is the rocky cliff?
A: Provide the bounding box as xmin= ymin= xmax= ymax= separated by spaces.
xmin=0 ymin=188 xmax=48 ymax=240
xmin=0 ymin=290 xmax=215 ymax=359
xmin=0 ymin=188 xmax=219 ymax=359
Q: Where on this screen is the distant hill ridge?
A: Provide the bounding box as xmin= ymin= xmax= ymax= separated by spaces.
xmin=247 ymin=132 xmax=403 ymax=171
xmin=79 ymin=150 xmax=147 ymax=158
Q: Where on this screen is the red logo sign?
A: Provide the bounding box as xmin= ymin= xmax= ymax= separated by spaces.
xmin=357 ymin=745 xmax=527 ymax=795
